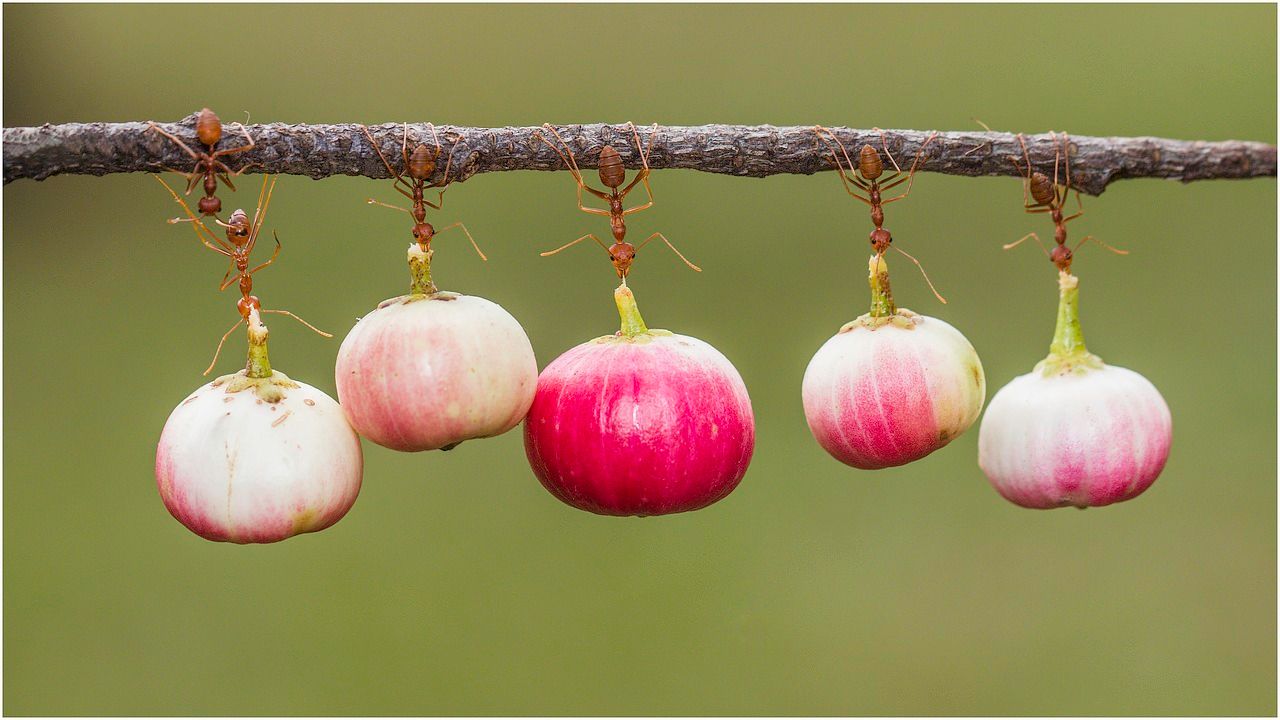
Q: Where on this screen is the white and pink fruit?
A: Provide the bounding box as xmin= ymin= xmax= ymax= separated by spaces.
xmin=978 ymin=272 xmax=1172 ymax=509
xmin=156 ymin=311 xmax=363 ymax=543
xmin=335 ymin=243 xmax=537 ymax=452
xmin=524 ymin=285 xmax=755 ymax=516
xmin=802 ymin=254 xmax=985 ymax=469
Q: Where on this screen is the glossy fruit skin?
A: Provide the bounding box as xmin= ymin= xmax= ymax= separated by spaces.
xmin=802 ymin=312 xmax=986 ymax=469
xmin=155 ymin=373 xmax=363 ymax=544
xmin=978 ymin=364 xmax=1172 ymax=509
xmin=524 ymin=332 xmax=755 ymax=516
xmin=335 ymin=292 xmax=538 ymax=452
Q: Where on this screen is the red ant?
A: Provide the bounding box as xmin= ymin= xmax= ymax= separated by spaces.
xmin=535 ymin=122 xmax=700 ymax=279
xmin=359 ymin=122 xmax=486 ymax=260
xmin=148 ymin=108 xmax=257 ymax=221
xmin=154 ymin=173 xmax=331 ymax=375
xmin=1005 ymin=131 xmax=1128 ymax=272
xmin=814 ymin=126 xmax=946 ymax=303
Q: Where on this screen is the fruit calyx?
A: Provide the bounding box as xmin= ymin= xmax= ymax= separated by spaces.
xmin=1036 ymin=271 xmax=1104 ymax=377
xmin=213 ymin=307 xmax=301 ymax=402
xmin=378 ymin=290 xmax=460 ymax=309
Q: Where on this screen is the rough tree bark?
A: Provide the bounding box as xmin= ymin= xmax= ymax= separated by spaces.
xmin=3 ymin=114 xmax=1275 ymax=196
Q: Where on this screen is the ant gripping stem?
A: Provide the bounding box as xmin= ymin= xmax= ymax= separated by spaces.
xmin=1006 ymin=131 xmax=1128 ymax=274
xmin=361 ymin=123 xmax=486 ymax=296
xmin=813 ymin=126 xmax=946 ymax=305
xmin=535 ymin=122 xmax=700 ymax=279
xmin=154 ymin=173 xmax=332 ymax=375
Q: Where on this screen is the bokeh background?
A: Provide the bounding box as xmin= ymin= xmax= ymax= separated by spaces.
xmin=4 ymin=3 xmax=1276 ymax=715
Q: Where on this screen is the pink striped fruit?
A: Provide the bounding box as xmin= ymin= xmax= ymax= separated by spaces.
xmin=524 ymin=284 xmax=755 ymax=516
xmin=802 ymin=254 xmax=986 ymax=469
xmin=156 ymin=311 xmax=363 ymax=543
xmin=335 ymin=243 xmax=537 ymax=451
xmin=978 ymin=271 xmax=1172 ymax=509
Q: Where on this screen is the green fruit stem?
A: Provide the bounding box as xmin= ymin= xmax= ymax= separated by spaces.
xmin=245 ymin=308 xmax=272 ymax=379
xmin=1038 ymin=270 xmax=1104 ymax=375
xmin=408 ymin=243 xmax=437 ymax=296
xmin=868 ymin=253 xmax=896 ymax=318
xmin=615 ymin=282 xmax=649 ymax=338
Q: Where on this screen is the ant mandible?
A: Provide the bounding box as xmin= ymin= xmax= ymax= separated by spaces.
xmin=1005 ymin=131 xmax=1128 ymax=272
xmin=148 ymin=108 xmax=257 ymax=221
xmin=814 ymin=126 xmax=946 ymax=303
xmin=535 ymin=122 xmax=700 ymax=279
xmin=155 ymin=172 xmax=331 ymax=375
xmin=359 ymin=122 xmax=486 ymax=261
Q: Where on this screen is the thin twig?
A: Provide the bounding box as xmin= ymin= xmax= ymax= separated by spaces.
xmin=3 ymin=114 xmax=1275 ymax=195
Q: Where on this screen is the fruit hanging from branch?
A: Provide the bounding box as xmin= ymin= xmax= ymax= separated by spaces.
xmin=802 ymin=127 xmax=985 ymax=469
xmin=335 ymin=123 xmax=537 ymax=452
xmin=978 ymin=133 xmax=1171 ymax=509
xmin=523 ymin=123 xmax=753 ymax=516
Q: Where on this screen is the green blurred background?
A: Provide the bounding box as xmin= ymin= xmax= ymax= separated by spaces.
xmin=4 ymin=3 xmax=1275 ymax=715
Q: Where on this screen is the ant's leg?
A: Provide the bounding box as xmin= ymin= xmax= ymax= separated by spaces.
xmin=248 ymin=234 xmax=283 ymax=274
xmin=148 ymin=122 xmax=201 ymax=160
xmin=1004 ymin=232 xmax=1050 ymax=257
xmin=435 ymin=222 xmax=487 ymax=261
xmin=636 ymin=232 xmax=701 ymax=272
xmin=1075 ymin=235 xmax=1129 ymax=255
xmin=540 ymin=233 xmax=610 ymax=257
xmin=892 ymin=245 xmax=947 ymax=304
xmin=211 ymin=122 xmax=256 ymax=158
xmin=154 ymin=175 xmax=233 ymax=254
xmin=360 ymin=124 xmax=414 ymax=199
xmin=367 ymin=198 xmax=412 ymax=214
xmin=880 ymin=132 xmax=938 ymax=204
xmin=262 ymin=309 xmax=333 ymax=337
xmin=203 ymin=318 xmax=246 ymax=376
xmin=538 ymin=124 xmax=611 ymax=201
xmin=814 ymin=126 xmax=873 ymax=205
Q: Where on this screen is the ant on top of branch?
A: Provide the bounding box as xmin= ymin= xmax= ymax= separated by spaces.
xmin=154 ymin=172 xmax=331 ymax=375
xmin=359 ymin=122 xmax=486 ymax=262
xmin=814 ymin=126 xmax=946 ymax=303
xmin=1004 ymin=131 xmax=1128 ymax=273
xmin=534 ymin=122 xmax=700 ymax=280
xmin=148 ymin=108 xmax=258 ymax=222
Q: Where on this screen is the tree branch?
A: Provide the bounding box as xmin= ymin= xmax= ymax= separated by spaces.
xmin=4 ymin=114 xmax=1275 ymax=195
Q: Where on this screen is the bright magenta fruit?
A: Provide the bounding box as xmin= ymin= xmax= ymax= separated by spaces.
xmin=524 ymin=285 xmax=755 ymax=516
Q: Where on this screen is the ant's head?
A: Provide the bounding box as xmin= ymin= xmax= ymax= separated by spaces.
xmin=198 ymin=195 xmax=222 ymax=216
xmin=858 ymin=144 xmax=884 ymax=180
xmin=609 ymin=240 xmax=636 ymax=278
xmin=226 ymin=209 xmax=252 ymax=246
xmin=412 ymin=222 xmax=435 ymax=247
xmin=237 ymin=294 xmax=261 ymax=319
xmin=1050 ymin=243 xmax=1073 ymax=272
xmin=408 ymin=144 xmax=437 ymax=182
xmin=870 ymin=227 xmax=892 ymax=254
xmin=598 ymin=145 xmax=625 ymax=189
xmin=1029 ymin=171 xmax=1056 ymax=206
xmin=196 ymin=108 xmax=222 ymax=147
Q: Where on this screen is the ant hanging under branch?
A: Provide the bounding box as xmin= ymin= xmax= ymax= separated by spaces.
xmin=535 ymin=122 xmax=700 ymax=280
xmin=148 ymin=108 xmax=258 ymax=222
xmin=360 ymin=122 xmax=486 ymax=261
xmin=814 ymin=126 xmax=947 ymax=303
xmin=154 ymin=172 xmax=331 ymax=375
xmin=1005 ymin=131 xmax=1129 ymax=273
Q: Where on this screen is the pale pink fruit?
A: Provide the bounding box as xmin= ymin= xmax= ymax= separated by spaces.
xmin=802 ymin=254 xmax=985 ymax=469
xmin=335 ymin=244 xmax=537 ymax=452
xmin=156 ymin=311 xmax=362 ymax=543
xmin=978 ymin=272 xmax=1172 ymax=509
xmin=524 ymin=285 xmax=754 ymax=516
